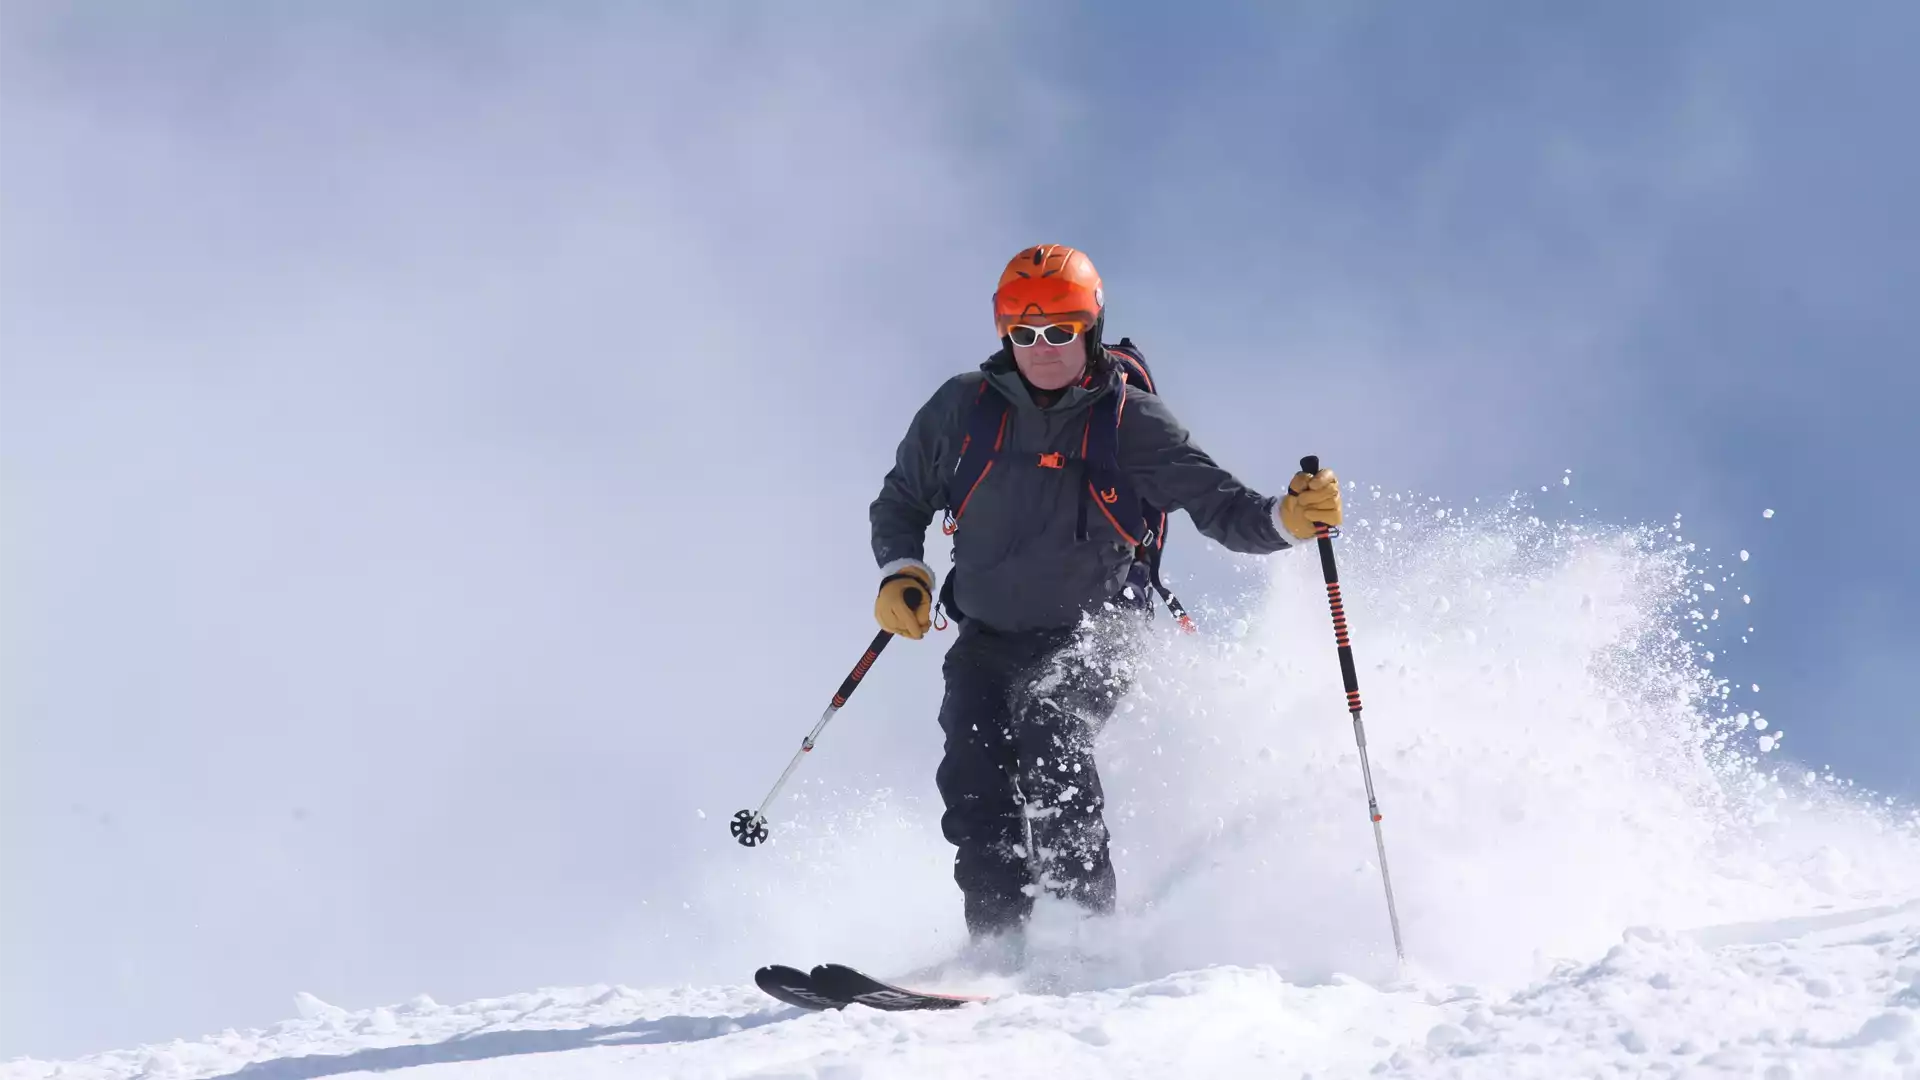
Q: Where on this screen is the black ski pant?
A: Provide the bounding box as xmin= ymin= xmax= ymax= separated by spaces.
xmin=934 ymin=615 xmax=1139 ymax=939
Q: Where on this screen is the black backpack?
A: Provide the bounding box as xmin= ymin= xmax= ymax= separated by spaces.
xmin=939 ymin=337 xmax=1195 ymax=631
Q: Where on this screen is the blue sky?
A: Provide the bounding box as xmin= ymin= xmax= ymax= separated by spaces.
xmin=1059 ymin=1 xmax=1920 ymax=794
xmin=2 ymin=0 xmax=1915 ymax=1059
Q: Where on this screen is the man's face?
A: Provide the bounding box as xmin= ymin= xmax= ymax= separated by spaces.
xmin=1010 ymin=325 xmax=1087 ymax=391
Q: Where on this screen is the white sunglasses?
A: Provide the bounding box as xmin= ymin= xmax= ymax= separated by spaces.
xmin=1007 ymin=323 xmax=1082 ymax=347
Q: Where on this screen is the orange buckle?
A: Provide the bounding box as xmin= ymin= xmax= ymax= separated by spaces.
xmin=1098 ymin=486 xmax=1119 ymax=503
xmin=1037 ymin=452 xmax=1065 ymax=469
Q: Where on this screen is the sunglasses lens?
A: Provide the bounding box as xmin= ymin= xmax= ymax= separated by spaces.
xmin=1008 ymin=325 xmax=1040 ymax=347
xmin=1041 ymin=324 xmax=1078 ymax=346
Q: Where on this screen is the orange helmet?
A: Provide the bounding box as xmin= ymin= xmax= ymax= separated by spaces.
xmin=993 ymin=245 xmax=1104 ymax=338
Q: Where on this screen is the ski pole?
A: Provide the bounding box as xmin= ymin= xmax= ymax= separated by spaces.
xmin=1300 ymin=455 xmax=1405 ymax=961
xmin=729 ymin=588 xmax=920 ymax=848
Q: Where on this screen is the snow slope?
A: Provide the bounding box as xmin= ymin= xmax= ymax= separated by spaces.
xmin=8 ymin=904 xmax=1917 ymax=1078
xmin=12 ymin=492 xmax=1920 ymax=1078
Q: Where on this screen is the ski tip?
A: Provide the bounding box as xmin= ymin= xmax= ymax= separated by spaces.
xmin=754 ymin=964 xmax=846 ymax=1012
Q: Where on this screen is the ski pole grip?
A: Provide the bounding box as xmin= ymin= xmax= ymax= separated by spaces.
xmin=904 ymin=587 xmax=923 ymax=610
xmin=1300 ymin=455 xmax=1320 ymax=475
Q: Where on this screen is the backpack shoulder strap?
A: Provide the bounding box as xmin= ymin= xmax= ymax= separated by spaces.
xmin=1091 ymin=338 xmax=1195 ymax=630
xmin=1079 ymin=378 xmax=1147 ymax=548
xmin=942 ymin=382 xmax=1010 ymax=535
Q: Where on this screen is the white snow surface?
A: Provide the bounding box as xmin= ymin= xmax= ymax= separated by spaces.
xmin=11 ymin=906 xmax=1920 ymax=1079
xmin=13 ymin=500 xmax=1920 ymax=1078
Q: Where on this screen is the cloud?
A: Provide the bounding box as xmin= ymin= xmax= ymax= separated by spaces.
xmin=0 ymin=1 xmax=1049 ymax=1057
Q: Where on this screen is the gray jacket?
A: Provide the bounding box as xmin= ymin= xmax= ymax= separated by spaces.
xmin=871 ymin=350 xmax=1291 ymax=633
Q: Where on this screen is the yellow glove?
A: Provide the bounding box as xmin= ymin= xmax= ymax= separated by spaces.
xmin=1278 ymin=467 xmax=1343 ymax=540
xmin=874 ymin=563 xmax=935 ymax=639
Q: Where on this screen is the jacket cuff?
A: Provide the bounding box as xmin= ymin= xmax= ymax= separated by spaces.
xmin=1269 ymin=497 xmax=1295 ymax=549
xmin=879 ymin=557 xmax=936 ymax=591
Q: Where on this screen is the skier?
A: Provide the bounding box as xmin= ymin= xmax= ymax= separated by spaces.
xmin=869 ymin=244 xmax=1343 ymax=953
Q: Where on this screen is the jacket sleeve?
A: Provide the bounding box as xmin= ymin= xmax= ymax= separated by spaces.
xmin=1117 ymin=390 xmax=1292 ymax=555
xmin=870 ymin=375 xmax=974 ymax=575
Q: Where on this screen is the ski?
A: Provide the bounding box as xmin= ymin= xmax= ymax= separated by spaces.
xmin=807 ymin=963 xmax=987 ymax=1011
xmin=753 ymin=964 xmax=846 ymax=1012
xmin=753 ymin=962 xmax=991 ymax=1012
